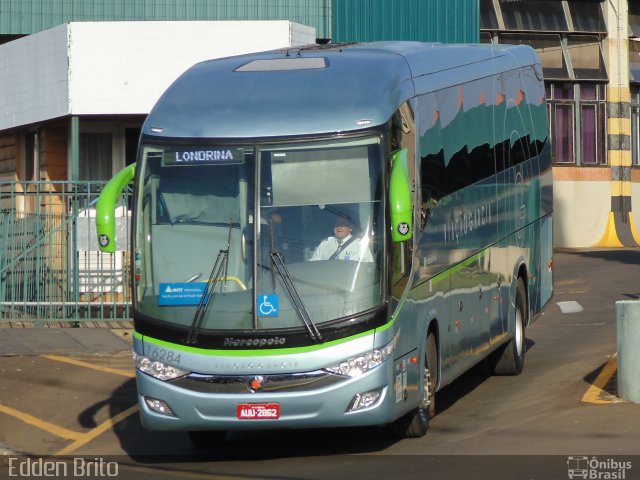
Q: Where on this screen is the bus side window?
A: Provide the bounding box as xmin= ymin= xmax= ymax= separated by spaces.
xmin=417 ymin=91 xmax=446 ymax=231
xmin=419 ymin=151 xmax=446 ymax=230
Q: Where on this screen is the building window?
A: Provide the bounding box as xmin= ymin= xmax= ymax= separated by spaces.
xmin=553 ymin=103 xmax=575 ymax=163
xmin=480 ymin=0 xmax=499 ymax=30
xmin=24 ymin=131 xmax=39 ymax=181
xmin=580 ymin=84 xmax=607 ymax=166
xmin=530 ymin=33 xmax=570 ymax=80
xmin=568 ymin=1 xmax=606 ymax=33
xmin=567 ymin=35 xmax=607 ymax=80
xmin=79 ymin=133 xmax=112 ymax=181
xmin=499 ymin=0 xmax=568 ymax=32
xmin=630 ymin=2 xmax=640 ymax=38
xmin=548 ymin=82 xmax=606 ymax=166
xmin=630 ymin=40 xmax=640 ymax=85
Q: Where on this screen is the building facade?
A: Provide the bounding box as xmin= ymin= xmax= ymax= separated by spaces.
xmin=0 ymin=1 xmax=478 ymax=322
xmin=0 ymin=0 xmax=479 ymax=187
xmin=481 ymin=0 xmax=638 ymax=248
xmin=0 ymin=21 xmax=315 ymax=185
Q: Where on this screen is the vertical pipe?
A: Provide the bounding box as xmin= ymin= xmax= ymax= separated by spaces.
xmin=616 ymin=300 xmax=640 ymax=403
xmin=70 ymin=117 xmax=80 ymax=320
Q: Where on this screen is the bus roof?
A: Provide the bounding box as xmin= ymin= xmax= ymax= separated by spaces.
xmin=142 ymin=41 xmax=540 ymax=140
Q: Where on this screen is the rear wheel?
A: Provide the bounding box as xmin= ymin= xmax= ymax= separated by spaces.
xmin=386 ymin=331 xmax=437 ymax=438
xmin=188 ymin=430 xmax=226 ymax=448
xmin=426 ymin=331 xmax=438 ymax=419
xmin=490 ymin=277 xmax=527 ymax=375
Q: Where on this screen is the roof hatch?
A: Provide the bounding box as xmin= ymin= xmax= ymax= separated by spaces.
xmin=235 ymin=57 xmax=327 ymax=72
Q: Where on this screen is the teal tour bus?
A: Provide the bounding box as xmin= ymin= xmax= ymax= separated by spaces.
xmin=96 ymin=41 xmax=553 ymax=446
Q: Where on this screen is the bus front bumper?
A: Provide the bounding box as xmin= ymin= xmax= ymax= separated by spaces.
xmin=135 ymin=362 xmax=412 ymax=431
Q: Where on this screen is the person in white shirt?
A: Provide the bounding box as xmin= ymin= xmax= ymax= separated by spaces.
xmin=309 ymin=217 xmax=373 ymax=262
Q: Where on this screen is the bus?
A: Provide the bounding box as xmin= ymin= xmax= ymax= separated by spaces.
xmin=96 ymin=41 xmax=553 ymax=445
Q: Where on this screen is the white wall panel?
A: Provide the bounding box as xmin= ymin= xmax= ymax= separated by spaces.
xmin=553 ymin=180 xmax=610 ymax=248
xmin=0 ymin=21 xmax=315 ymax=131
xmin=0 ymin=25 xmax=69 ymax=131
xmin=68 ymin=21 xmax=315 ymax=115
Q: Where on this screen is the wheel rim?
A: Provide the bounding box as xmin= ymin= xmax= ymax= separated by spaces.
xmin=515 ymin=306 xmax=524 ymax=357
xmin=422 ymin=366 xmax=432 ymax=409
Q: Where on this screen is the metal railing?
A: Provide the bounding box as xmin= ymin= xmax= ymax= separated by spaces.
xmin=0 ymin=181 xmax=132 ymax=324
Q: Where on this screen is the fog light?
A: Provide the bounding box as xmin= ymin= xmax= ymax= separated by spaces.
xmin=347 ymin=388 xmax=384 ymax=412
xmin=143 ymin=396 xmax=176 ymax=417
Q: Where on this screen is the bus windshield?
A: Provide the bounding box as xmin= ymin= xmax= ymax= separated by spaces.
xmin=133 ymin=135 xmax=385 ymax=336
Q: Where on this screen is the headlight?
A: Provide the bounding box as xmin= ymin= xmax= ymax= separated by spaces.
xmin=134 ymin=352 xmax=190 ymax=381
xmin=325 ymin=330 xmax=400 ymax=378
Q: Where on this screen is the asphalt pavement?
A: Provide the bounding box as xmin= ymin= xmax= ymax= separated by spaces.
xmin=0 ymin=326 xmax=132 ymax=356
xmin=0 ymin=249 xmax=639 ymax=480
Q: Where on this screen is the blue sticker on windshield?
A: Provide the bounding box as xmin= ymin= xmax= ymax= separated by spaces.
xmin=258 ymin=294 xmax=279 ymax=317
xmin=159 ymin=283 xmax=207 ymax=306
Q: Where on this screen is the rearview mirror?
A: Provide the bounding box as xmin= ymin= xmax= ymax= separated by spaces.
xmin=95 ymin=163 xmax=135 ymax=253
xmin=389 ymin=148 xmax=413 ymax=243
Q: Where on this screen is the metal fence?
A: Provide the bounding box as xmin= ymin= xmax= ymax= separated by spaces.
xmin=0 ymin=181 xmax=132 ymax=324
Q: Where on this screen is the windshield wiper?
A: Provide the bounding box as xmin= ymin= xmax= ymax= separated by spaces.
xmin=186 ymin=219 xmax=234 ymax=344
xmin=270 ymin=251 xmax=323 ymax=343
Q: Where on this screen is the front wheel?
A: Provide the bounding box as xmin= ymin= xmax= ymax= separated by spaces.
xmin=385 ymin=331 xmax=437 ymax=438
xmin=490 ymin=277 xmax=527 ymax=375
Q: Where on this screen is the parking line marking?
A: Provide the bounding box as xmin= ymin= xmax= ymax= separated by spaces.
xmin=56 ymin=404 xmax=139 ymax=455
xmin=0 ymin=403 xmax=84 ymax=441
xmin=42 ymin=355 xmax=135 ymax=378
xmin=581 ymin=353 xmax=618 ymax=404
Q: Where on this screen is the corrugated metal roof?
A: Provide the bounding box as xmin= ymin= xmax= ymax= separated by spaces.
xmin=332 ymin=0 xmax=478 ymax=43
xmin=1 ymin=0 xmax=478 ymax=43
xmin=0 ymin=0 xmax=332 ymax=38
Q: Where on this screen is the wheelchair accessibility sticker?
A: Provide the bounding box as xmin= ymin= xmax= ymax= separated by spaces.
xmin=258 ymin=294 xmax=279 ymax=317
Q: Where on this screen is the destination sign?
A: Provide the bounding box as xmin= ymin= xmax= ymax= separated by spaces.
xmin=163 ymin=147 xmax=245 ymax=165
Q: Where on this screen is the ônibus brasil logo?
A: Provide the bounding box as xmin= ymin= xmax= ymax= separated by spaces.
xmin=567 ymin=456 xmax=632 ymax=480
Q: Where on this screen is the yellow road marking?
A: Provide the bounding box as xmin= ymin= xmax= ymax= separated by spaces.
xmin=56 ymin=404 xmax=139 ymax=455
xmin=581 ymin=354 xmax=618 ymax=404
xmin=42 ymin=355 xmax=135 ymax=378
xmin=0 ymin=403 xmax=84 ymax=441
xmin=0 ymin=356 xmax=136 ymax=453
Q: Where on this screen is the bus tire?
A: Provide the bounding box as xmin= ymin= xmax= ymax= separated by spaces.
xmin=188 ymin=430 xmax=226 ymax=448
xmin=490 ymin=277 xmax=527 ymax=375
xmin=385 ymin=331 xmax=436 ymax=438
xmin=385 ymin=404 xmax=428 ymax=439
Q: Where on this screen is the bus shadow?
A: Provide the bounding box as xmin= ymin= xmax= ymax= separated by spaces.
xmin=78 ymin=379 xmax=397 ymax=461
xmin=561 ymin=248 xmax=640 ymax=267
xmin=435 ymin=337 xmax=536 ymax=416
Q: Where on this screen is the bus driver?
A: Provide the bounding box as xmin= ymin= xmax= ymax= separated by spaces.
xmin=309 ymin=217 xmax=373 ymax=262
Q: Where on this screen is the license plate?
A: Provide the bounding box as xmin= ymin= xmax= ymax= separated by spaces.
xmin=236 ymin=403 xmax=280 ymax=420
